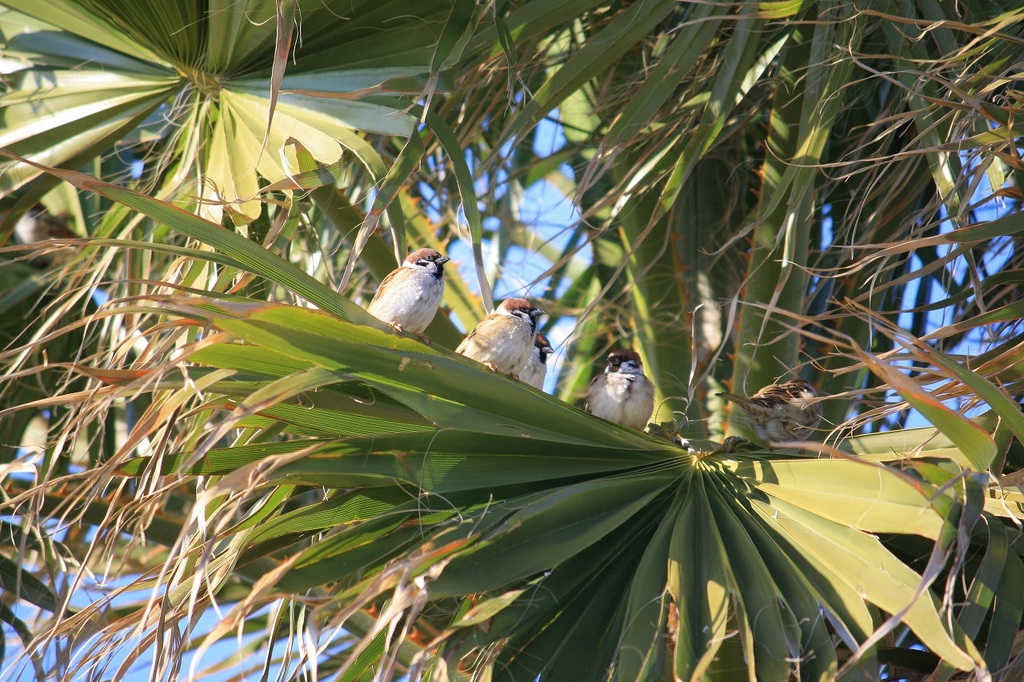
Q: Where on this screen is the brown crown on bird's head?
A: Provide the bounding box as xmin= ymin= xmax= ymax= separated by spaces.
xmin=404 ymin=248 xmax=449 ymax=266
xmin=606 ymin=349 xmax=643 ymax=371
xmin=535 ymin=333 xmax=553 ymax=361
xmin=498 ymin=298 xmax=544 ymax=315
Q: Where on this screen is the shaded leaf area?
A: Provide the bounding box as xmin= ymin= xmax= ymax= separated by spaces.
xmin=36 ymin=297 xmax=1015 ymax=681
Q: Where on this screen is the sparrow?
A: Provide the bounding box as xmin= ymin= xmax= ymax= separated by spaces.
xmin=519 ymin=333 xmax=553 ymax=390
xmin=718 ymin=379 xmax=822 ymax=443
xmin=585 ymin=349 xmax=655 ymax=431
xmin=366 ymin=248 xmax=449 ymax=335
xmin=14 ymin=205 xmax=75 ymax=243
xmin=13 ymin=205 xmax=76 ymax=268
xmin=456 ymin=298 xmax=545 ymax=379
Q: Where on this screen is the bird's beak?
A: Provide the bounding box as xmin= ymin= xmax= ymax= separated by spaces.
xmin=530 ymin=307 xmax=545 ymax=317
xmin=437 ymin=256 xmax=451 ymax=264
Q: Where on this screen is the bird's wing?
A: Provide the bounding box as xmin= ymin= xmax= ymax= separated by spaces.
xmin=368 ymin=268 xmax=400 ymax=306
xmin=455 ymin=320 xmax=484 ymax=354
xmin=584 ymin=374 xmax=604 ymax=413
